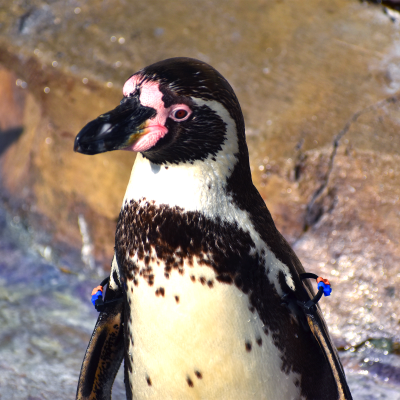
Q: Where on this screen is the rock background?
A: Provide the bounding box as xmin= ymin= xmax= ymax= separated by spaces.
xmin=1 ymin=0 xmax=400 ymax=397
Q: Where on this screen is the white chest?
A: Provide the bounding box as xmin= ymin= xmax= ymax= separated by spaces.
xmin=125 ymin=257 xmax=302 ymax=400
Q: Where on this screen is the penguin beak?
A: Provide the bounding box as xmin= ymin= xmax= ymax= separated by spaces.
xmin=74 ymin=97 xmax=156 ymax=155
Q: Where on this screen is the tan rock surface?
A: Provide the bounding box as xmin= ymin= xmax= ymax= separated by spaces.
xmin=0 ymin=0 xmax=400 ymax=346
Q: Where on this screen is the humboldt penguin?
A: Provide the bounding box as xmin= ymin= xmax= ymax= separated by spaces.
xmin=74 ymin=57 xmax=352 ymax=399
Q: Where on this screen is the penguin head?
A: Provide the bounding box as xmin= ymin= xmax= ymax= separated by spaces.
xmin=74 ymin=57 xmax=247 ymax=166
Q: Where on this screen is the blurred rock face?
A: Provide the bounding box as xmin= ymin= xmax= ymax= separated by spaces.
xmin=0 ymin=0 xmax=400 ymax=349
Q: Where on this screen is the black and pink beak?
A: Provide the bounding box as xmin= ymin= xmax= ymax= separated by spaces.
xmin=74 ymin=97 xmax=156 ymax=155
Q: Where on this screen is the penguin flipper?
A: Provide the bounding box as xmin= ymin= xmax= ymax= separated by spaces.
xmin=266 ymin=224 xmax=352 ymax=398
xmin=76 ymin=259 xmax=125 ymax=400
xmin=294 ymin=272 xmax=353 ymax=399
xmin=306 ymin=310 xmax=353 ymax=400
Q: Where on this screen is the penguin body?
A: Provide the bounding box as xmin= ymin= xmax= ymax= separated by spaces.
xmin=75 ymin=58 xmax=352 ymax=400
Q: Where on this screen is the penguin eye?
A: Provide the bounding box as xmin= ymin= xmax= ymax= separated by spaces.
xmin=173 ymin=109 xmax=188 ymax=119
xmin=169 ymin=105 xmax=191 ymax=122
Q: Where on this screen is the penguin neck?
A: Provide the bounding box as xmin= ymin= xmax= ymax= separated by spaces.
xmin=122 ymin=152 xmax=239 ymax=218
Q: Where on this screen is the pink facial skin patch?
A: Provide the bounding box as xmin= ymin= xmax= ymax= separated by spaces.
xmin=128 ymin=124 xmax=168 ymax=152
xmin=122 ymin=76 xmax=192 ymax=153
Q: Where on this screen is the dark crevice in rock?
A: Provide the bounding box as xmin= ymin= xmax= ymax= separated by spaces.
xmin=360 ymin=0 xmax=400 ymax=13
xmin=17 ymin=6 xmax=55 ymax=36
xmin=294 ymin=152 xmax=307 ymax=182
xmin=0 ymin=127 xmax=24 ymax=156
xmin=302 ymin=95 xmax=399 ymax=233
